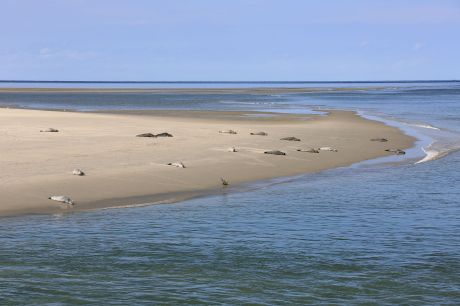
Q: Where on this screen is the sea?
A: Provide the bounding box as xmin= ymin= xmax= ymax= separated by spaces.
xmin=0 ymin=81 xmax=459 ymax=305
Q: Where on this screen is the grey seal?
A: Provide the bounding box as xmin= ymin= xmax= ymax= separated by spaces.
xmin=136 ymin=133 xmax=155 ymax=137
xmin=228 ymin=147 xmax=237 ymax=152
xmin=297 ymin=148 xmax=320 ymax=153
xmin=280 ymin=137 xmax=300 ymax=141
xmin=219 ymin=130 xmax=237 ymax=134
xmin=371 ymin=138 xmax=388 ymax=142
xmin=40 ymin=128 xmax=59 ymax=132
xmin=155 ymin=132 xmax=173 ymax=137
xmin=264 ymin=150 xmax=286 ymax=155
xmin=167 ymin=162 xmax=186 ymax=168
xmin=250 ymin=131 xmax=268 ymax=136
xmin=48 ymin=195 xmax=74 ymax=207
xmin=72 ymin=169 xmax=85 ymax=176
xmin=385 ymin=149 xmax=406 ymax=155
xmin=319 ymin=147 xmax=338 ymax=152
xmin=136 ymin=132 xmax=173 ymax=137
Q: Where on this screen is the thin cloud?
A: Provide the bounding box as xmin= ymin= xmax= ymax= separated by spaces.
xmin=413 ymin=42 xmax=424 ymax=51
xmin=39 ymin=48 xmax=96 ymax=60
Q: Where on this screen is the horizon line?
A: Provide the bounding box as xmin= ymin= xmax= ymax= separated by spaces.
xmin=0 ymin=79 xmax=459 ymax=84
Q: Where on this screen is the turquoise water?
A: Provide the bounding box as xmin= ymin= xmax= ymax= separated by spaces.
xmin=0 ymin=82 xmax=459 ymax=304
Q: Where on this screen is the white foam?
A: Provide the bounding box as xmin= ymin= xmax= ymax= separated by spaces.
xmin=415 ymin=147 xmax=441 ymax=164
xmin=408 ymin=123 xmax=440 ymax=130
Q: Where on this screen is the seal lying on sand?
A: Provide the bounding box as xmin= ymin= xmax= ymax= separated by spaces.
xmin=48 ymin=195 xmax=74 ymax=207
xmin=136 ymin=132 xmax=173 ymax=138
xmin=167 ymin=162 xmax=186 ymax=168
xmin=297 ymin=148 xmax=320 ymax=153
xmin=264 ymin=150 xmax=286 ymax=155
xmin=40 ymin=128 xmax=59 ymax=132
xmin=280 ymin=137 xmax=300 ymax=141
xmin=250 ymin=131 xmax=268 ymax=136
xmin=155 ymin=132 xmax=173 ymax=137
xmin=385 ymin=149 xmax=406 ymax=155
xmin=228 ymin=147 xmax=237 ymax=152
xmin=72 ymin=169 xmax=85 ymax=176
xmin=371 ymin=138 xmax=388 ymax=142
xmin=136 ymin=133 xmax=155 ymax=137
xmin=136 ymin=132 xmax=173 ymax=137
xmin=319 ymin=147 xmax=338 ymax=152
xmin=219 ymin=130 xmax=237 ymax=134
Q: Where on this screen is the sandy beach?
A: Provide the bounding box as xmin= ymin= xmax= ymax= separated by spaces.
xmin=0 ymin=108 xmax=414 ymax=216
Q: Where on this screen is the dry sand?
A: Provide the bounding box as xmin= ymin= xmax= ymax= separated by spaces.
xmin=0 ymin=108 xmax=414 ymax=217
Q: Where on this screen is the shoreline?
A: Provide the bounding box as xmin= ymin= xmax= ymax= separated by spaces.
xmin=0 ymin=108 xmax=415 ymax=217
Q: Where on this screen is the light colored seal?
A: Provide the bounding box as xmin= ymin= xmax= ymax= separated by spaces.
xmin=319 ymin=147 xmax=338 ymax=152
xmin=264 ymin=150 xmax=286 ymax=155
xmin=40 ymin=128 xmax=59 ymax=133
xmin=297 ymin=148 xmax=320 ymax=153
xmin=219 ymin=130 xmax=237 ymax=134
xmin=250 ymin=131 xmax=268 ymax=136
xmin=385 ymin=149 xmax=406 ymax=155
xmin=72 ymin=169 xmax=85 ymax=176
xmin=280 ymin=137 xmax=301 ymax=141
xmin=48 ymin=195 xmax=74 ymax=207
xmin=167 ymin=162 xmax=186 ymax=168
xmin=228 ymin=147 xmax=237 ymax=152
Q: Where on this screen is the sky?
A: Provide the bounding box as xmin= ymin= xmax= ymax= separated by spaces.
xmin=0 ymin=0 xmax=459 ymax=81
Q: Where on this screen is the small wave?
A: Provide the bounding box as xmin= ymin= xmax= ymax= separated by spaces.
xmin=415 ymin=147 xmax=441 ymax=164
xmin=408 ymin=123 xmax=440 ymax=130
xmin=219 ymin=101 xmax=277 ymax=105
xmin=95 ymin=198 xmax=180 ymax=211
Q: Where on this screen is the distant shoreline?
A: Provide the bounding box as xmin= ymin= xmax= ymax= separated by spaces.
xmin=1 ymin=80 xmax=458 ymax=84
xmin=0 ymin=86 xmax=389 ymax=94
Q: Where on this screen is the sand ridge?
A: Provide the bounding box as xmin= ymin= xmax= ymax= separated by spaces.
xmin=0 ymin=108 xmax=414 ymax=216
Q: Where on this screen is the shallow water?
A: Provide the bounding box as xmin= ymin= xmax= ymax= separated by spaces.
xmin=1 ymin=81 xmax=459 ymax=304
xmin=1 ymin=152 xmax=459 ymax=305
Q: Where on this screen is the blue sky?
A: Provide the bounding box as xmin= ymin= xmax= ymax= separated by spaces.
xmin=1 ymin=0 xmax=459 ymax=81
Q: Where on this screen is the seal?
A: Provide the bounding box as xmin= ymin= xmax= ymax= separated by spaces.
xmin=155 ymin=132 xmax=173 ymax=137
xmin=371 ymin=138 xmax=388 ymax=142
xmin=167 ymin=162 xmax=186 ymax=168
xmin=136 ymin=132 xmax=173 ymax=137
xmin=48 ymin=195 xmax=74 ymax=207
xmin=318 ymin=147 xmax=338 ymax=152
xmin=297 ymin=148 xmax=319 ymax=153
xmin=385 ymin=149 xmax=406 ymax=155
xmin=219 ymin=130 xmax=237 ymax=134
xmin=250 ymin=131 xmax=268 ymax=136
xmin=280 ymin=137 xmax=300 ymax=141
xmin=40 ymin=128 xmax=59 ymax=133
xmin=72 ymin=169 xmax=85 ymax=176
xmin=264 ymin=150 xmax=286 ymax=155
xmin=228 ymin=147 xmax=237 ymax=152
xmin=136 ymin=133 xmax=155 ymax=137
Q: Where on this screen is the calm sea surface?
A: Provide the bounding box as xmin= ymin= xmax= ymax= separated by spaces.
xmin=0 ymin=81 xmax=459 ymax=304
